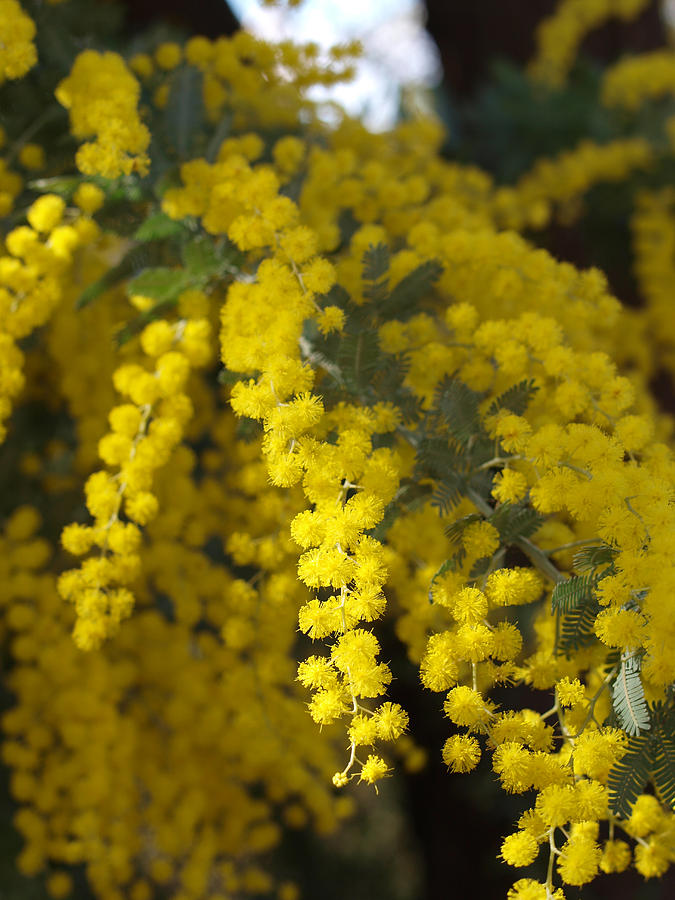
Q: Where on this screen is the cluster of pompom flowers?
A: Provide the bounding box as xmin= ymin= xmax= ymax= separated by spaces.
xmin=0 ymin=1 xmax=674 ymax=900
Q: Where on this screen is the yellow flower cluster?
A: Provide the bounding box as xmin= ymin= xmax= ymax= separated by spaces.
xmin=56 ymin=50 xmax=150 ymax=177
xmin=58 ymin=314 xmax=212 ymax=650
xmin=1 ymin=4 xmax=675 ymax=899
xmin=0 ymin=0 xmax=36 ymax=83
xmin=492 ymin=138 xmax=653 ymax=231
xmin=602 ymin=50 xmax=675 ymax=110
xmin=0 ymin=193 xmax=98 ymax=442
xmin=379 ymin=297 xmax=675 ymax=894
xmin=44 ymin=213 xmax=127 ymax=475
xmin=161 ymin=102 xmax=674 ymax=887
xmin=528 ymin=0 xmax=650 ymax=87
xmin=1 ymin=444 xmax=349 ymax=900
xmin=167 ymin=149 xmax=406 ymax=785
xmin=131 ymin=32 xmax=359 ymax=129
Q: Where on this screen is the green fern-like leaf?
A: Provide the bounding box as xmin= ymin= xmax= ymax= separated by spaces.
xmin=431 ymin=476 xmax=466 ymax=516
xmin=572 ymin=543 xmax=618 ymax=573
xmin=368 ymin=482 xmax=431 ymax=542
xmin=322 ymin=283 xmax=351 ymax=309
xmin=469 ymin=555 xmax=493 ymax=578
xmin=487 ymin=378 xmax=538 ymax=417
xmin=370 ymin=353 xmax=421 ymax=423
xmin=362 ymin=242 xmax=389 ymax=282
xmin=551 ymin=573 xmax=596 ymax=613
xmin=467 ymin=466 xmax=497 ymax=504
xmin=651 ymin=702 xmax=675 ymax=810
xmin=372 ymin=351 xmax=410 ymax=397
xmin=489 ymin=502 xmax=543 ymax=544
xmin=384 ymin=260 xmax=443 ymax=320
xmin=558 ymin=597 xmax=600 ymax=655
xmin=395 ymin=390 xmax=423 ymax=425
xmin=608 ymin=735 xmax=653 ymax=818
xmin=337 ymin=330 xmax=383 ymax=393
xmin=603 ymin=649 xmax=621 ymax=675
xmin=361 ymin=243 xmax=390 ymax=305
xmin=444 ymin=513 xmax=482 ymax=544
xmin=414 ymin=436 xmax=466 ymax=482
xmin=652 ymin=734 xmax=675 ymax=811
xmin=612 ymin=653 xmax=651 ymax=737
xmin=435 ymin=376 xmax=482 ymax=444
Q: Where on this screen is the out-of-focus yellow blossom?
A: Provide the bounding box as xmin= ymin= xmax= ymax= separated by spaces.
xmin=0 ymin=0 xmax=37 ymax=82
xmin=56 ymin=50 xmax=150 ymax=177
xmin=529 ymin=0 xmax=650 ymax=87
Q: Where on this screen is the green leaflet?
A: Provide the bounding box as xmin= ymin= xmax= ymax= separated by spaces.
xmin=361 ymin=243 xmax=390 ymax=308
xmin=612 ymin=652 xmax=650 ymax=737
xmin=551 ymin=573 xmax=596 ymax=613
xmin=362 ymin=244 xmax=443 ymax=319
xmin=27 ymin=174 xmax=81 ymax=198
xmin=126 ymin=267 xmax=192 ymax=305
xmin=444 ymin=513 xmax=483 ymax=544
xmin=606 ymin=702 xmax=675 ymax=817
xmin=78 ymin=227 xmax=235 ymax=313
xmin=443 ymin=503 xmax=541 ymax=548
xmin=361 ymin=243 xmax=390 ymax=288
xmin=134 ymin=212 xmax=187 ymax=242
xmin=413 ymin=380 xmax=542 ymax=521
xmin=434 ymin=375 xmax=482 ymax=445
xmin=321 ymin=283 xmax=351 ymax=310
xmin=431 ymin=476 xmax=467 ymax=516
xmin=360 ymin=244 xmax=441 ymax=319
xmin=311 ymin=246 xmax=434 ymax=419
xmin=488 ymin=501 xmax=542 ymax=544
xmin=608 ymin=735 xmax=653 ymax=819
xmin=603 ymin=649 xmax=621 ymax=675
xmin=370 ymin=352 xmax=421 ymax=424
xmin=181 ymin=235 xmax=224 ymax=280
xmin=572 ymin=543 xmax=617 ymax=572
xmin=553 ymin=551 xmax=616 ymax=654
xmin=368 ymin=482 xmax=431 ymax=544
xmin=558 ymin=596 xmax=601 ymax=655
xmin=651 ymin=703 xmax=675 ymax=810
xmin=336 ymin=330 xmax=383 ymax=393
xmin=121 ymin=237 xmax=234 ymax=311
xmin=415 ymin=437 xmax=468 ymax=516
xmin=416 ymin=436 xmax=467 ymax=481
xmin=486 ymin=378 xmax=538 ymax=417
xmin=384 ymin=259 xmax=443 ymax=320
xmin=468 ymin=554 xmax=494 ymax=579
